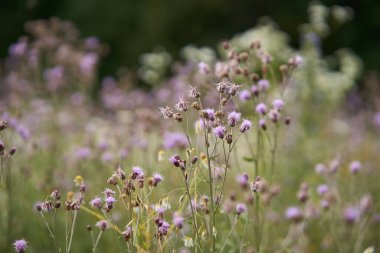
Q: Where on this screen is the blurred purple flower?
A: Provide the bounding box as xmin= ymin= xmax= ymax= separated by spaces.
xmin=163 ymin=132 xmax=188 ymax=149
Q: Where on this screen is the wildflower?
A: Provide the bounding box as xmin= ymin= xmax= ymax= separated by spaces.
xmin=315 ymin=163 xmax=327 ymax=174
xmin=349 ymin=161 xmax=361 ymax=174
xmin=131 ymin=166 xmax=144 ymax=179
xmin=163 ymin=132 xmax=187 ymax=149
xmin=103 ymin=188 xmax=116 ymax=197
xmin=90 ymin=197 xmax=103 ymax=209
xmin=239 ymin=90 xmax=251 ymax=101
xmin=183 ymin=236 xmax=194 ymax=248
xmin=268 ymin=109 xmax=281 ymax=123
xmin=288 ymin=55 xmax=303 ymax=67
xmin=251 ymin=85 xmax=259 ymax=96
xmin=51 ymin=190 xmax=61 ymax=200
xmin=285 ymin=206 xmax=303 ymax=222
xmin=359 ymin=195 xmax=373 ymax=214
xmin=272 ymin=99 xmax=285 ymax=111
xmin=228 ymin=83 xmax=240 ymax=96
xmin=216 ymin=80 xmax=229 ymax=93
xmin=152 ymin=173 xmax=164 ymax=186
xmin=105 ymin=196 xmax=116 ymax=206
xmin=213 ymin=126 xmax=226 ymax=139
xmin=202 ymin=108 xmax=215 ymax=121
xmin=159 ymin=106 xmax=174 ymax=119
xmin=259 ymin=119 xmax=267 ymax=130
xmin=258 ymin=79 xmax=270 ymax=91
xmin=240 ymin=120 xmax=252 ymax=133
xmin=172 ymin=213 xmax=184 ymax=229
xmin=122 ymin=226 xmax=133 ymax=241
xmin=227 ymin=111 xmax=241 ymax=127
xmin=158 ymin=221 xmax=170 ymax=236
xmin=169 ymin=154 xmax=181 ymax=167
xmin=342 ymin=206 xmax=361 ymax=224
xmin=236 ymin=203 xmax=247 ymax=215
xmin=316 ymin=184 xmax=329 ymax=196
xmin=95 ymin=220 xmax=108 ymax=231
xmin=198 ymin=62 xmax=210 ymax=74
xmin=175 ymin=97 xmax=189 ymax=111
xmin=236 ymin=173 xmax=249 ymax=189
xmin=255 ymin=103 xmax=267 ymax=115
xmin=188 ymin=86 xmax=201 ymax=98
xmin=13 ymin=239 xmax=27 ymax=253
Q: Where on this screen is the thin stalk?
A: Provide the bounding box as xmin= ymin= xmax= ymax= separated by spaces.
xmin=92 ymin=231 xmax=103 ymax=253
xmin=67 ymin=210 xmax=78 ymax=253
xmin=220 ymin=215 xmax=238 ymax=252
xmin=40 ymin=212 xmax=60 ymax=252
xmin=181 ymin=170 xmax=200 ymax=251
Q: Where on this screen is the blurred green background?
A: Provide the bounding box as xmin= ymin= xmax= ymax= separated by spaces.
xmin=1 ymin=0 xmax=379 ymax=78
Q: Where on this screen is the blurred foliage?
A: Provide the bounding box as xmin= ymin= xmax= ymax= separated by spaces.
xmin=0 ymin=0 xmax=379 ymax=79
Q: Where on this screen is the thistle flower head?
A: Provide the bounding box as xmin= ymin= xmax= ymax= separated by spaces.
xmin=132 ymin=166 xmax=144 ymax=179
xmin=153 ymin=173 xmax=164 ymax=185
xmin=175 ymin=97 xmax=189 ymax=111
xmin=213 ymin=125 xmax=226 ymax=139
xmin=227 ymin=111 xmax=241 ymax=127
xmin=159 ymin=106 xmax=174 ymax=119
xmin=258 ymin=79 xmax=270 ymax=91
xmin=202 ymin=108 xmax=215 ymax=121
xmin=236 ymin=203 xmax=247 ymax=215
xmin=285 ymin=206 xmax=303 ymax=222
xmin=240 ymin=120 xmax=252 ymax=133
xmin=188 ymin=86 xmax=201 ymax=98
xmin=90 ymin=196 xmax=103 ymax=209
xmin=198 ymin=62 xmax=210 ymax=74
xmin=272 ymin=99 xmax=285 ymax=111
xmin=103 ymin=188 xmax=116 ymax=197
xmin=255 ymin=103 xmax=267 ymax=115
xmin=349 ymin=161 xmax=361 ymax=174
xmin=13 ymin=239 xmax=27 ymax=253
xmin=95 ymin=220 xmax=108 ymax=231
xmin=239 ymin=90 xmax=251 ymax=101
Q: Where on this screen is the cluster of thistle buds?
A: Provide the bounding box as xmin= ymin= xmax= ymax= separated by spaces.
xmin=0 ymin=120 xmax=16 ymax=156
xmin=36 ymin=189 xmax=62 ymax=212
xmin=154 ymin=208 xmax=170 ymax=238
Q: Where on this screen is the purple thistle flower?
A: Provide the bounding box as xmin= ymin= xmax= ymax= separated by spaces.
xmin=175 ymin=97 xmax=189 ymax=111
xmin=122 ymin=226 xmax=133 ymax=241
xmin=153 ymin=173 xmax=164 ymax=185
xmin=158 ymin=221 xmax=170 ymax=235
xmin=213 ymin=126 xmax=226 ymax=139
xmin=163 ymin=132 xmax=188 ymax=149
xmin=251 ymin=85 xmax=259 ymax=96
xmin=202 ymin=108 xmax=215 ymax=121
xmin=315 ymin=164 xmax=327 ymax=175
xmin=188 ymin=85 xmax=201 ymax=98
xmin=13 ymin=239 xmax=27 ymax=253
xmin=236 ymin=173 xmax=249 ymax=188
xmin=259 ymin=119 xmax=267 ymax=130
xmin=198 ymin=62 xmax=210 ymax=74
xmin=272 ymin=99 xmax=285 ymax=111
xmin=159 ymin=106 xmax=174 ymax=119
xmin=90 ymin=196 xmax=103 ymax=209
xmin=316 ymin=184 xmax=329 ymax=196
xmin=240 ymin=119 xmax=252 ymax=133
xmin=349 ymin=161 xmax=361 ymax=174
xmin=105 ymin=196 xmax=116 ymax=206
xmin=103 ymin=188 xmax=116 ymax=197
xmin=95 ymin=220 xmax=108 ymax=231
xmin=255 ymin=103 xmax=267 ymax=115
xmin=169 ymin=154 xmax=181 ymax=167
xmin=172 ymin=213 xmax=184 ymax=229
xmin=236 ymin=203 xmax=247 ymax=215
xmin=258 ymin=79 xmax=270 ymax=91
xmin=239 ymin=90 xmax=251 ymax=101
xmin=343 ymin=206 xmax=361 ymax=224
xmin=227 ymin=111 xmax=241 ymax=127
xmin=76 ymin=147 xmax=91 ymax=159
xmin=132 ymin=166 xmax=144 ymax=179
xmin=285 ymin=206 xmax=303 ymax=222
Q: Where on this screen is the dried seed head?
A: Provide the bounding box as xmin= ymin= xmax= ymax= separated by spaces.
xmin=0 ymin=121 xmax=7 ymax=131
xmin=191 ymin=102 xmax=201 ymax=110
xmin=9 ymin=147 xmax=16 ymax=155
xmin=239 ymin=52 xmax=249 ymax=62
xmin=225 ymin=133 xmax=233 ymax=144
